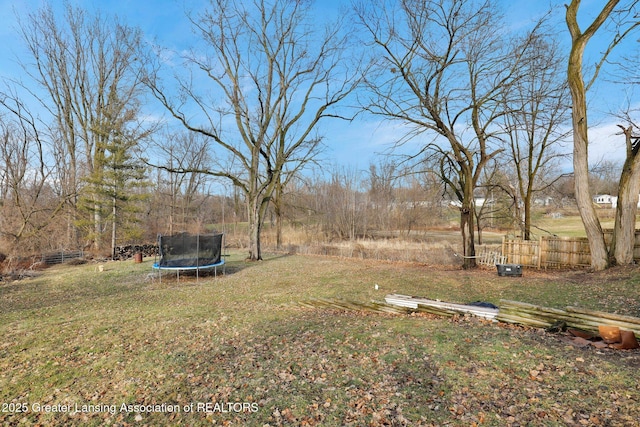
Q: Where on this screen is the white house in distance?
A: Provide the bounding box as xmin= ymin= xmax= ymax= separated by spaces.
xmin=592 ymin=194 xmax=640 ymax=209
xmin=593 ymin=194 xmax=616 ymax=207
xmin=449 ymin=197 xmax=495 ymax=209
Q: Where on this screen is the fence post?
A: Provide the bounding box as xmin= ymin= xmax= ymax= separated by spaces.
xmin=537 ymin=236 xmax=542 ymax=269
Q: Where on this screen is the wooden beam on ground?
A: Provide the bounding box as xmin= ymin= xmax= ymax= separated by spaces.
xmin=301 ymin=294 xmax=640 ymax=340
xmin=384 ymin=294 xmax=498 ymax=320
xmin=299 ymin=297 xmax=410 ymax=315
xmin=497 ymin=299 xmax=640 ymax=337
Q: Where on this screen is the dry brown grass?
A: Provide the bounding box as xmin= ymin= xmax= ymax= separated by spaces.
xmin=226 ymin=224 xmax=507 ymax=266
xmin=283 ymin=239 xmax=460 ymax=265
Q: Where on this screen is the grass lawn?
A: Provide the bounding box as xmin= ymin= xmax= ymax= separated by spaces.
xmin=1 ymin=253 xmax=639 ymax=426
xmin=535 ymin=213 xmax=618 ymax=238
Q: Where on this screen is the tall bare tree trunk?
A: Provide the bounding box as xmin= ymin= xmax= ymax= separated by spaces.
xmin=573 ymin=136 xmax=608 ymax=269
xmin=566 ymin=0 xmax=615 ymax=271
xmin=570 ymin=103 xmax=608 ymax=270
xmin=611 ymin=125 xmax=640 ymax=264
xmin=111 ymin=195 xmax=117 ymax=258
xmin=94 ymin=200 xmax=102 ymax=251
xmin=274 ymin=177 xmax=283 ymax=250
xmin=462 ymin=179 xmax=476 ymax=269
xmin=461 ymin=208 xmax=476 ymax=269
xmin=523 ymin=196 xmax=532 ymax=241
xmin=247 ymin=195 xmax=269 ymax=261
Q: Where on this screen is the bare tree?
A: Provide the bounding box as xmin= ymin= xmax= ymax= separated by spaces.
xmin=499 ymin=27 xmax=571 ymax=240
xmin=145 ymin=0 xmax=359 ymax=260
xmin=0 ymin=102 xmax=66 ymax=253
xmin=317 ymin=166 xmax=367 ymax=240
xmin=610 ymin=123 xmax=640 ymax=264
xmin=17 ymin=3 xmax=149 ymax=252
xmin=153 ymin=130 xmax=213 ymax=235
xmin=366 ymin=159 xmax=397 ymax=232
xmin=394 ymin=172 xmax=441 ymax=235
xmin=565 ymin=0 xmax=640 ymax=270
xmin=607 ymin=30 xmax=640 ymax=265
xmin=589 ymin=158 xmax=621 ymax=196
xmin=354 ymin=0 xmax=535 ymax=268
xmin=473 ymin=165 xmax=506 ymax=244
xmin=271 ymin=132 xmax=325 ymax=250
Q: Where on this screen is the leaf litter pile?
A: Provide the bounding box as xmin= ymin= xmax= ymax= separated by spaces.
xmin=0 ymin=256 xmax=639 ymax=426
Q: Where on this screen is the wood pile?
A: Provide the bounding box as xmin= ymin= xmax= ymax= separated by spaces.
xmin=299 ymin=295 xmax=498 ymax=318
xmin=300 ymin=294 xmax=640 ymax=349
xmin=381 ymin=295 xmax=639 ymax=340
xmin=112 ymin=244 xmax=157 ymax=261
xmin=384 ymin=294 xmax=498 ymax=320
xmin=497 ymin=299 xmax=640 ymax=338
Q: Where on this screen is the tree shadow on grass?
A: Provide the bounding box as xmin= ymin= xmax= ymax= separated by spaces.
xmin=152 ymin=252 xmax=294 ymax=282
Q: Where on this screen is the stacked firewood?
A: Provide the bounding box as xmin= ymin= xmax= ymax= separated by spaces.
xmin=112 ymin=244 xmax=158 ymax=260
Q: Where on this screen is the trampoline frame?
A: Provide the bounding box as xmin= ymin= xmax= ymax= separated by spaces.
xmin=152 ymin=233 xmax=225 ymax=282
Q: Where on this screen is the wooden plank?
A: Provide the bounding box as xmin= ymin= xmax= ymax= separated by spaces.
xmin=499 ymin=299 xmax=568 ymax=316
xmin=412 ymin=305 xmax=457 ymax=317
xmin=495 ymin=312 xmax=552 ymax=328
xmin=304 ymin=294 xmax=640 ymax=338
xmin=385 ymin=294 xmax=498 ymax=320
xmin=566 ymin=306 xmax=640 ymax=325
xmin=537 ymin=236 xmax=542 ymax=269
xmin=498 ymin=299 xmax=640 ymax=337
xmin=299 ymin=297 xmax=410 ymax=315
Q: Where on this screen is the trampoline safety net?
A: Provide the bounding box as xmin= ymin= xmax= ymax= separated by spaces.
xmin=157 ymin=233 xmax=223 ymax=268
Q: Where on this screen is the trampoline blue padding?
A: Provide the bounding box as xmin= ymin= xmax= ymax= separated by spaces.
xmin=152 ymin=260 xmax=225 ymax=271
xmin=152 ymin=233 xmax=225 ymax=280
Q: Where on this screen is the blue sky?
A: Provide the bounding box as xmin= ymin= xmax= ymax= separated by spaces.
xmin=0 ymin=0 xmax=637 ymax=171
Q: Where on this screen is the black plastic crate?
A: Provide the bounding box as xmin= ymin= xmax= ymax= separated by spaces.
xmin=496 ymin=264 xmax=522 ymax=277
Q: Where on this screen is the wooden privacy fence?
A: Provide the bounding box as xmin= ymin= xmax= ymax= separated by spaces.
xmin=503 ymin=230 xmax=640 ymax=269
xmin=602 ymin=229 xmax=640 ymax=261
xmin=502 ymin=236 xmax=591 ymax=269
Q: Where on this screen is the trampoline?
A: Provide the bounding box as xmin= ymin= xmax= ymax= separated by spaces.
xmin=152 ymin=233 xmax=225 ymax=281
